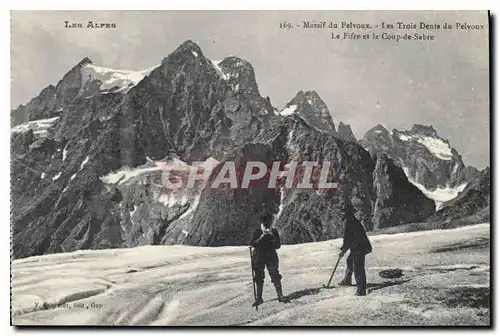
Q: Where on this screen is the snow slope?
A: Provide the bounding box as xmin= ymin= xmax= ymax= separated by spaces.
xmin=280 ymin=105 xmax=298 ymax=116
xmin=415 ymin=136 xmax=453 ymax=161
xmin=397 ymin=133 xmax=453 ymax=160
xmin=81 ymin=64 xmax=158 ymax=92
xmin=11 ymin=117 xmax=60 ymax=137
xmin=11 ymin=223 xmax=490 ymax=326
xmin=403 ymin=167 xmax=468 ymax=210
xmin=99 ymin=156 xmax=219 ymax=186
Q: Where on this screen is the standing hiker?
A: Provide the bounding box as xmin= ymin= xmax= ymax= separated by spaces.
xmin=249 ymin=214 xmax=286 ymax=306
xmin=338 ymin=204 xmax=372 ymax=296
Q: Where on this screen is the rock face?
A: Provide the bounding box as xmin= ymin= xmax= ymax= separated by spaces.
xmin=360 ymin=124 xmax=478 ymax=188
xmin=431 ymin=166 xmax=490 ymax=223
xmin=11 ymin=40 xmax=272 ymax=258
xmin=11 ymin=58 xmax=92 ymax=126
xmin=273 ymin=116 xmax=375 ymax=243
xmin=277 ymin=90 xmax=359 ymax=144
xmin=11 ymin=40 xmax=464 ymax=258
xmin=360 ymin=124 xmax=480 ymax=210
xmin=372 ymin=153 xmax=435 ymax=229
xmin=279 ymin=90 xmax=337 ymax=134
xmin=163 ymin=143 xmax=280 ymax=246
xmin=337 ymin=122 xmax=357 ymax=142
xmin=11 ymin=130 xmax=35 ymax=157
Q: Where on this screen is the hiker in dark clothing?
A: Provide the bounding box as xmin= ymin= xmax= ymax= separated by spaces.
xmin=338 ymin=206 xmax=372 ymax=296
xmin=249 ymin=214 xmax=286 ymax=306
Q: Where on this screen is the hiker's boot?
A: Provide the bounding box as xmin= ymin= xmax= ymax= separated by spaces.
xmin=355 ymin=283 xmax=367 ymax=296
xmin=338 ymin=278 xmax=352 ymax=287
xmin=274 ymin=280 xmax=287 ymax=303
xmin=252 ymin=281 xmax=264 ymax=306
xmin=252 ymin=298 xmax=264 ymax=306
xmin=339 ymin=263 xmax=353 ymax=286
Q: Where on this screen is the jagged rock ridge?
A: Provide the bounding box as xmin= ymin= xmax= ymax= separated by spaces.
xmin=430 ymin=166 xmax=490 ymax=223
xmin=372 ymin=153 xmax=435 ymax=229
xmin=11 ymin=40 xmax=274 ymax=258
xmin=360 ymin=124 xmax=480 ymax=210
xmin=11 ymin=40 xmax=476 ymax=258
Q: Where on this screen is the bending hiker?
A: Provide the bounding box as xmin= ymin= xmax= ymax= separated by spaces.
xmin=338 ymin=204 xmax=372 ymax=296
xmin=249 ymin=214 xmax=286 ymax=306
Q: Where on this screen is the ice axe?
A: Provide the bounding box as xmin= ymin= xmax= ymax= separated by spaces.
xmin=249 ymin=247 xmax=259 ymax=311
xmin=323 ymin=252 xmax=344 ymax=289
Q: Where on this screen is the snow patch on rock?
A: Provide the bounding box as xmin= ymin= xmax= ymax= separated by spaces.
xmin=280 ymin=105 xmax=298 ymax=116
xmin=275 ymin=188 xmax=287 ymax=221
xmin=157 ymin=190 xmax=190 ymax=209
xmin=99 ymin=157 xmax=218 ymax=186
xmin=130 ymin=205 xmax=138 ymax=218
xmin=231 ymin=83 xmax=240 ymax=93
xmin=403 ymin=167 xmax=467 ymax=210
xmin=100 ymin=166 xmax=162 ymax=185
xmin=62 ymin=145 xmax=68 ymax=162
xmin=397 ymin=133 xmax=453 ymax=160
xmin=81 ymin=64 xmax=158 ymax=92
xmin=79 ymin=156 xmax=89 ymax=171
xmin=211 ymin=60 xmax=229 ymax=80
xmin=415 ymin=136 xmax=453 ymax=161
xmin=192 ymin=157 xmax=220 ymax=171
xmin=11 ymin=117 xmax=59 ymax=136
xmin=178 ymin=195 xmax=201 ymax=220
xmin=398 ymin=134 xmax=411 ymax=141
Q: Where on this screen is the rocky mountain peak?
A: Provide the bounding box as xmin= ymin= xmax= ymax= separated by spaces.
xmin=281 ymin=90 xmax=336 ymax=134
xmin=67 ymin=57 xmax=94 ymax=79
xmin=77 ymin=57 xmax=93 ymax=67
xmin=410 ymin=124 xmax=438 ymax=137
xmin=373 ymin=124 xmax=390 ymax=133
xmin=431 ymin=163 xmax=490 ymax=223
xmin=295 ymin=90 xmax=324 ymax=106
xmin=301 ymin=90 xmax=320 ymax=100
xmin=171 ymin=39 xmax=204 ymax=59
xmin=372 ymin=152 xmax=435 ymax=229
xmin=364 ymin=124 xmax=392 ymax=138
xmin=158 ymin=40 xmax=208 ymax=76
xmin=361 ymin=122 xmax=481 ymax=204
xmin=219 ymin=56 xmax=254 ymax=71
xmin=11 ymin=39 xmax=489 ymax=260
xmin=358 ymin=125 xmax=393 ymax=158
xmin=337 ymin=122 xmax=357 ymax=142
xmin=218 ymin=56 xmax=260 ymax=97
xmin=10 ymin=56 xmax=96 ymax=125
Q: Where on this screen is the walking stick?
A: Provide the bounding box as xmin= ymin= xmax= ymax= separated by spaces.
xmin=323 ymin=254 xmax=343 ymax=288
xmin=249 ymin=246 xmax=259 ymax=311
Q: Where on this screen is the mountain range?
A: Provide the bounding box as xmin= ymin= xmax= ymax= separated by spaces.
xmin=10 ymin=40 xmax=490 ymax=259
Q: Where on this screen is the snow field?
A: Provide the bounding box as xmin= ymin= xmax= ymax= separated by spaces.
xmin=12 ymin=223 xmax=490 ymax=326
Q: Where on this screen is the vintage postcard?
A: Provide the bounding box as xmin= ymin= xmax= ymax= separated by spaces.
xmin=10 ymin=10 xmax=490 ymax=326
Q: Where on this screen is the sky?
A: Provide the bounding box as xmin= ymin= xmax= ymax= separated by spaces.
xmin=10 ymin=10 xmax=490 ymax=169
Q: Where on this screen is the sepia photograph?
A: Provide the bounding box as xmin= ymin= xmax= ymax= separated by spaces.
xmin=9 ymin=10 xmax=490 ymax=326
